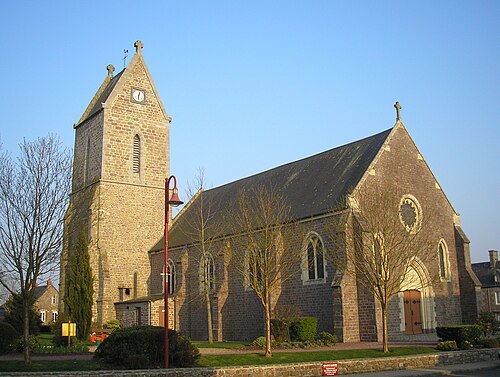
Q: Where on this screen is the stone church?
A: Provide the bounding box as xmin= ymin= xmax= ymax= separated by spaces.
xmin=60 ymin=41 xmax=481 ymax=342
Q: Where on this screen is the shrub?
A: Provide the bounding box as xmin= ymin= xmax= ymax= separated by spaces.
xmin=318 ymin=331 xmax=338 ymax=346
xmin=476 ymin=311 xmax=500 ymax=336
xmin=436 ymin=340 xmax=458 ymax=351
xmin=251 ymin=336 xmax=267 ymax=349
xmin=270 ymin=319 xmax=288 ymax=343
xmin=94 ymin=326 xmax=200 ymax=368
xmin=476 ymin=337 xmax=499 ymax=348
xmin=289 ymin=317 xmax=317 ymax=342
xmin=103 ymin=319 xmax=121 ymax=330
xmin=436 ymin=325 xmax=482 ymax=349
xmin=15 ymin=335 xmax=40 ymax=353
xmin=0 ymin=322 xmax=18 ymax=354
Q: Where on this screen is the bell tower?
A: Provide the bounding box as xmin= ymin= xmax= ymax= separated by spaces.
xmin=60 ymin=41 xmax=170 ymax=325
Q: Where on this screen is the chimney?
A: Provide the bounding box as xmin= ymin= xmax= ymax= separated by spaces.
xmin=489 ymin=250 xmax=498 ymax=268
xmin=47 ymin=279 xmax=52 ymax=287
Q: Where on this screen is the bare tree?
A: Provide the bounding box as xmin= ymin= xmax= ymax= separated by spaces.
xmin=229 ymin=184 xmax=303 ymax=357
xmin=0 ymin=135 xmax=71 ymax=363
xmin=183 ymin=169 xmax=224 ymax=344
xmin=327 ymin=183 xmax=437 ymax=353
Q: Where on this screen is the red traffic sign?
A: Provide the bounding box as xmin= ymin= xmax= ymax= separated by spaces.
xmin=322 ymin=362 xmax=339 ymax=376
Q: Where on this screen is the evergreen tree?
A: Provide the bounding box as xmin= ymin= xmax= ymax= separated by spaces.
xmin=64 ymin=230 xmax=94 ymax=340
xmin=4 ymin=293 xmax=40 ymax=335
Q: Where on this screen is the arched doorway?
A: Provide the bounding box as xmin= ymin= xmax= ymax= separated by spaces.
xmin=399 ymin=258 xmax=436 ymax=334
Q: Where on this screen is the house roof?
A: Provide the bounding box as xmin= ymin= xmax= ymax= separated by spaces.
xmin=471 ymin=261 xmax=500 ymax=287
xmin=165 ymin=128 xmax=392 ymax=250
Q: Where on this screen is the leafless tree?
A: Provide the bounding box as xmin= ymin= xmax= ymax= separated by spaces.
xmin=229 ymin=184 xmax=304 ymax=357
xmin=183 ymin=169 xmax=224 ymax=344
xmin=0 ymin=135 xmax=72 ymax=363
xmin=326 ymin=183 xmax=437 ymax=353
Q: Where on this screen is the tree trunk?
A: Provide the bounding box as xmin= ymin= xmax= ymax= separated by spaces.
xmin=264 ymin=289 xmax=272 ymax=357
xmin=382 ymin=304 xmax=389 ymax=353
xmin=23 ymin=296 xmax=31 ymax=364
xmin=205 ymin=288 xmax=213 ymax=344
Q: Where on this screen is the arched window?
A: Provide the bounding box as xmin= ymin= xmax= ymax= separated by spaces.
xmin=438 ymin=240 xmax=450 ymax=280
xmin=167 ymin=260 xmax=176 ymax=295
xmin=163 ymin=259 xmax=176 ymax=294
xmin=133 ymin=134 xmax=140 ymax=173
xmin=304 ymin=234 xmax=325 ymax=281
xmin=200 ymin=254 xmax=215 ymax=292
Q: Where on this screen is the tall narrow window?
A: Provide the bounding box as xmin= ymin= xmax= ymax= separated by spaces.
xmin=167 ymin=260 xmax=176 ymax=295
xmin=438 ymin=240 xmax=450 ymax=280
xmin=133 ymin=134 xmax=140 ymax=173
xmin=200 ymin=254 xmax=215 ymax=292
xmin=84 ymin=137 xmax=91 ymax=184
xmin=304 ymin=234 xmax=325 ymax=281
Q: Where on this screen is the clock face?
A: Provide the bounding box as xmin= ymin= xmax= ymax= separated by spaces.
xmin=131 ymin=89 xmax=145 ymax=103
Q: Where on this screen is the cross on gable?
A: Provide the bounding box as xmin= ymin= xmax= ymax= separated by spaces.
xmin=394 ymin=101 xmax=402 ymax=121
xmin=134 ymin=40 xmax=144 ymax=54
xmin=106 ymin=64 xmax=115 ymax=78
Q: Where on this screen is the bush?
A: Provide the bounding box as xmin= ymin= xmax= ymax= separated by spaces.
xmin=476 ymin=337 xmax=499 ymax=348
xmin=103 ymin=319 xmax=121 ymax=330
xmin=15 ymin=335 xmax=40 ymax=353
xmin=270 ymin=319 xmax=288 ymax=343
xmin=289 ymin=317 xmax=317 ymax=342
xmin=251 ymin=336 xmax=267 ymax=349
xmin=436 ymin=340 xmax=458 ymax=351
xmin=318 ymin=331 xmax=338 ymax=346
xmin=94 ymin=326 xmax=200 ymax=368
xmin=0 ymin=322 xmax=18 ymax=354
xmin=436 ymin=325 xmax=482 ymax=349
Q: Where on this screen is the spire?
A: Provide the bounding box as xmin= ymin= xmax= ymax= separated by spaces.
xmin=134 ymin=40 xmax=144 ymax=55
xmin=394 ymin=101 xmax=402 ymax=121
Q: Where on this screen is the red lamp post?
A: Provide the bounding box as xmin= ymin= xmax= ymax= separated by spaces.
xmin=164 ymin=175 xmax=183 ymax=369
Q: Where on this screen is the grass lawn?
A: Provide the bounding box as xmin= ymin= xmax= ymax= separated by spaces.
xmin=0 ymin=346 xmax=437 ymax=372
xmin=0 ymin=360 xmax=100 ymax=372
xmin=198 ymin=346 xmax=437 ymax=367
xmin=192 ymin=341 xmax=250 ymax=349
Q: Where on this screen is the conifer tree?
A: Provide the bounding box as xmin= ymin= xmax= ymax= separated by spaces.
xmin=65 ymin=230 xmax=94 ymax=340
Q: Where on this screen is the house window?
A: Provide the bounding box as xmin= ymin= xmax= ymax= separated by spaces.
xmin=40 ymin=311 xmax=46 ymax=324
xmin=52 ymin=311 xmax=58 ymax=322
xmin=133 ymin=134 xmax=140 ymax=173
xmin=495 ymin=291 xmax=500 ymax=305
xmin=304 ymin=233 xmax=325 ymax=282
xmin=51 ymin=295 xmax=57 ymax=305
xmin=438 ymin=240 xmax=450 ymax=280
xmin=200 ymin=254 xmax=215 ymax=292
xmin=495 ymin=272 xmax=500 ymax=285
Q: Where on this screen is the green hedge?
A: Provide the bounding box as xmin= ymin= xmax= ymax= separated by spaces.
xmin=289 ymin=317 xmax=317 ymax=342
xmin=94 ymin=326 xmax=199 ymax=368
xmin=0 ymin=322 xmax=18 ymax=354
xmin=436 ymin=325 xmax=482 ymax=349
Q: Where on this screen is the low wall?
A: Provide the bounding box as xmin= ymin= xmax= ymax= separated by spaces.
xmin=3 ymin=349 xmax=498 ymax=377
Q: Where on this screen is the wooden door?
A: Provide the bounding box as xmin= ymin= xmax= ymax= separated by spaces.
xmin=403 ymin=290 xmax=423 ymax=334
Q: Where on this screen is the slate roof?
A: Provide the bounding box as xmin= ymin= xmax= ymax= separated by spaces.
xmin=165 ymin=128 xmax=392 ymax=250
xmin=79 ymin=69 xmax=124 ymax=125
xmin=471 ymin=261 xmax=500 ymax=288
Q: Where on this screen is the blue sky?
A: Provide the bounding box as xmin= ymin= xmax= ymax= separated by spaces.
xmin=0 ymin=1 xmax=498 ymax=263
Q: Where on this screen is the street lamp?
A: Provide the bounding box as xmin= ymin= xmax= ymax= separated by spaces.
xmin=164 ymin=175 xmax=183 ymax=369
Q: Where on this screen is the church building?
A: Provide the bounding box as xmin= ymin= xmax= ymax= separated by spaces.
xmin=61 ymin=41 xmax=481 ymax=343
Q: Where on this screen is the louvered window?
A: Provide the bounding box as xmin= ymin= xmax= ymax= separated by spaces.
xmin=133 ymin=134 xmax=140 ymax=173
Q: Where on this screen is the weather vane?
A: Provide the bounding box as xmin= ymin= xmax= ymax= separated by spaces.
xmin=123 ymin=49 xmax=129 ymax=68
